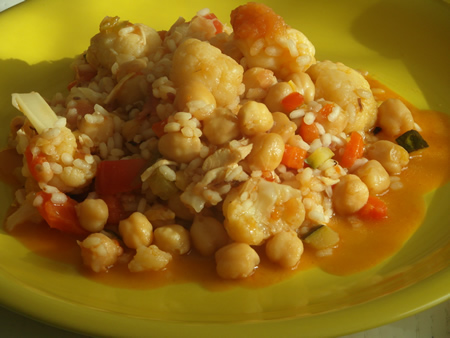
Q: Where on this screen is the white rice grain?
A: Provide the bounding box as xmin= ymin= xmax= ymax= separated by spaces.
xmin=356 ymin=88 xmax=372 ymax=99
xmin=33 ymin=194 xmax=44 ymax=207
xmin=290 ymin=109 xmax=305 ymax=120
xmin=265 ymin=46 xmax=282 ymax=56
xmin=51 ymin=192 xmax=68 ymax=204
xmin=303 ymin=112 xmax=315 ymax=125
xmin=61 ymin=152 xmax=74 ymax=165
xmin=73 ymin=159 xmax=90 ymax=171
xmin=49 ymin=162 xmax=63 ymax=175
xmin=164 ymin=122 xmax=181 ymax=133
xmin=110 ymin=148 xmax=125 ymax=157
xmin=327 ymin=105 xmax=341 ymax=122
xmin=250 ymin=38 xmax=265 ymax=56
xmin=159 ymin=165 xmax=176 ymax=182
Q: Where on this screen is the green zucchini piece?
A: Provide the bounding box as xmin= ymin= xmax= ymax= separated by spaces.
xmin=302 ymin=224 xmax=339 ymax=249
xmin=305 ymin=147 xmax=335 ymax=169
xmin=395 ymin=130 xmax=429 ymax=153
xmin=148 ymin=168 xmax=178 ymax=200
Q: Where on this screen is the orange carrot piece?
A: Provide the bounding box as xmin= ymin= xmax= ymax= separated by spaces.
xmin=281 ymin=144 xmax=307 ymax=169
xmin=281 ymin=92 xmax=305 ymax=113
xmin=357 ymin=196 xmax=388 ymax=220
xmin=299 ymin=119 xmax=320 ymax=144
xmin=318 ymin=103 xmax=334 ymax=118
xmin=340 ymin=131 xmax=364 ymax=168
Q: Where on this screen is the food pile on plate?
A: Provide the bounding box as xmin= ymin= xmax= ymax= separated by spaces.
xmin=5 ymin=3 xmax=428 ymax=279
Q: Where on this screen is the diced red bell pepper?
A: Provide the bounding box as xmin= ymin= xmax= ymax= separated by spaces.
xmin=99 ymin=194 xmax=125 ymax=225
xmin=36 ymin=191 xmax=88 ymax=236
xmin=95 ymin=158 xmax=148 ymax=195
xmin=25 ymin=146 xmax=47 ymax=182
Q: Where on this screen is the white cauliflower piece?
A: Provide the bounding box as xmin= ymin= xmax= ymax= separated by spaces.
xmin=27 ymin=124 xmax=97 ymax=193
xmin=223 ymin=178 xmax=305 ymax=245
xmin=128 ymin=245 xmax=172 ymax=272
xmin=230 ymin=3 xmax=315 ymax=78
xmin=307 ymin=60 xmax=377 ymax=132
xmin=86 ymin=16 xmax=162 ymax=71
xmin=170 ymin=38 xmax=244 ymax=108
xmin=78 ymin=233 xmax=123 ymax=273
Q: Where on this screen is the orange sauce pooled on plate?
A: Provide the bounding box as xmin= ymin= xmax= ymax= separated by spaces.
xmin=6 ymin=79 xmax=450 ymax=290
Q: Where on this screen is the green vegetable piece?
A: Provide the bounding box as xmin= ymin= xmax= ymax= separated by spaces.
xmin=303 ymin=225 xmax=339 ymax=249
xmin=148 ymin=169 xmax=178 ymax=200
xmin=305 ymin=147 xmax=335 ymax=169
xmin=395 ymin=130 xmax=429 ymax=153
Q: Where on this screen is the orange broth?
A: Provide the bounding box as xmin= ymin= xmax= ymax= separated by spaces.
xmin=5 ymin=79 xmax=450 ymax=290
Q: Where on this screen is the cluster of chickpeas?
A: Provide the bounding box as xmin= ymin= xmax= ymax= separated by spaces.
xmin=332 ymin=99 xmax=413 ymax=216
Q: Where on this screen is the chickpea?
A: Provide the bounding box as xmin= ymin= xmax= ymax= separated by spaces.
xmin=265 ymin=231 xmax=304 ymax=268
xmin=377 ymin=98 xmax=414 ymax=137
xmin=237 ymin=101 xmax=274 ymax=136
xmin=75 ymin=198 xmax=109 ymax=233
xmin=78 ymin=233 xmax=123 ymax=273
xmin=264 ymin=82 xmax=294 ymax=113
xmin=153 ymin=224 xmax=191 ymax=255
xmin=366 ymin=140 xmax=409 ymax=175
xmin=355 ymin=160 xmax=390 ymax=195
xmin=190 ymin=215 xmax=229 ymax=256
xmin=246 ymin=133 xmax=285 ymax=171
xmin=174 ymin=81 xmax=217 ymax=119
xmin=285 ymin=72 xmax=315 ymax=103
xmin=128 ymin=245 xmax=172 ymax=272
xmin=333 ymin=174 xmax=369 ymax=215
xmin=158 ymin=132 xmax=202 ymax=163
xmin=215 ymin=242 xmax=260 ymax=279
xmin=270 ymin=112 xmax=297 ymax=142
xmin=203 ymin=108 xmax=240 ymax=145
xmin=119 ymin=212 xmax=153 ymax=249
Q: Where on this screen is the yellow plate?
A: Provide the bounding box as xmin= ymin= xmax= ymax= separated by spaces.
xmin=0 ymin=0 xmax=449 ymax=336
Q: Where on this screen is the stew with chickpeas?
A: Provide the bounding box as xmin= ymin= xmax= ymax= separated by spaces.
xmin=3 ymin=3 xmax=450 ymax=288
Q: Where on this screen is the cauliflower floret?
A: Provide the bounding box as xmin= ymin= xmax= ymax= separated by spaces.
xmin=230 ymin=3 xmax=315 ymax=78
xmin=86 ymin=16 xmax=162 ymax=72
xmin=26 ymin=122 xmax=97 ymax=193
xmin=128 ymin=245 xmax=172 ymax=272
xmin=223 ymin=177 xmax=305 ymax=245
xmin=78 ymin=233 xmax=123 ymax=273
xmin=170 ymin=38 xmax=244 ymax=108
xmin=306 ymin=60 xmax=377 ymax=132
